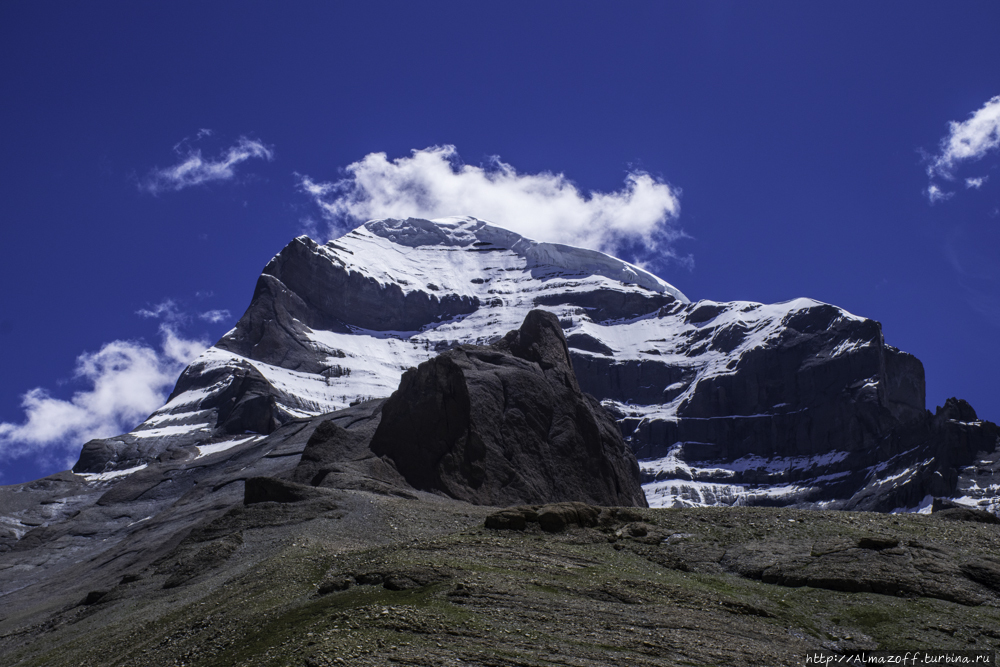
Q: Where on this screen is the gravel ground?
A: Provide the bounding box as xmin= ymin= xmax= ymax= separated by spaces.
xmin=2 ymin=493 xmax=998 ymax=667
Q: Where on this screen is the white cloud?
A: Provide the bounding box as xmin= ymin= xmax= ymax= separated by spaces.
xmin=140 ymin=299 xmax=230 ymax=326
xmin=199 ymin=309 xmax=231 ymax=324
xmin=926 ymin=184 xmax=954 ymax=204
xmin=140 ymin=136 xmax=273 ymax=194
xmin=299 ymin=145 xmax=683 ymax=257
xmin=0 ymin=327 xmax=208 ymax=461
xmin=928 ymin=96 xmax=1000 ymax=180
xmin=966 ymin=176 xmax=988 ymax=189
xmin=137 ymin=298 xmax=182 ymax=321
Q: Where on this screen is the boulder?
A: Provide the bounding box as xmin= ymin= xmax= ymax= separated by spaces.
xmin=537 ymin=502 xmax=602 ymax=532
xmin=485 ymin=502 xmax=610 ymax=532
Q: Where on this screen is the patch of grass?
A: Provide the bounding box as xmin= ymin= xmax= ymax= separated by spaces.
xmin=844 ymin=604 xmax=902 ymax=629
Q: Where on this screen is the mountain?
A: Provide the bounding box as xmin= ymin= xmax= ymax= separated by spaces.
xmin=2 ymin=216 xmax=1000 ymax=665
xmin=70 ymin=216 xmax=1000 ymax=514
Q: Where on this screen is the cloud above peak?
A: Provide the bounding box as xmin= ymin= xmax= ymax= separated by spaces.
xmin=140 ymin=135 xmax=273 ymax=195
xmin=925 ymin=95 xmax=1000 ymax=202
xmin=299 ymin=145 xmax=683 ymax=259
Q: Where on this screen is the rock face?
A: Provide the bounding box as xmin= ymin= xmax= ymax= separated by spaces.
xmin=53 ymin=216 xmax=1000 ymax=514
xmin=606 ymin=299 xmax=1000 ymax=513
xmin=370 ymin=311 xmax=647 ymax=507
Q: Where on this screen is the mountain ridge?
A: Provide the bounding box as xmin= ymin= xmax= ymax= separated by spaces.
xmin=64 ymin=216 xmax=999 ymax=515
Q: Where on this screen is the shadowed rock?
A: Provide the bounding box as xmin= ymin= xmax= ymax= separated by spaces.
xmin=244 ymin=477 xmax=332 ymax=504
xmin=370 ymin=310 xmax=647 ymax=507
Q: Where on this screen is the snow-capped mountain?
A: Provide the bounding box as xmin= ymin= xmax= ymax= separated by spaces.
xmin=73 ymin=216 xmax=1000 ymax=514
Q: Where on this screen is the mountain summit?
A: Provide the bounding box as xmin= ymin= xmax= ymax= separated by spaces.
xmin=68 ymin=216 xmax=1000 ymax=515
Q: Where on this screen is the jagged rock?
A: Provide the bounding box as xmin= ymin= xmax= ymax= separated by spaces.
xmin=857 ymin=536 xmax=900 ymax=550
xmin=370 ymin=310 xmax=647 ymax=507
xmin=287 ymin=401 xmax=416 ymax=498
xmin=316 ymin=576 xmax=353 ymax=595
xmin=81 ymin=590 xmax=109 ymax=606
xmin=936 ymin=397 xmax=979 ymax=423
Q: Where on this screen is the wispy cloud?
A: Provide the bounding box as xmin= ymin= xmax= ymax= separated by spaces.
xmin=137 ymin=298 xmax=183 ymax=321
xmin=298 ymin=145 xmax=684 ymax=259
xmin=0 ymin=326 xmax=208 ymax=462
xmin=140 ymin=135 xmax=274 ymax=195
xmin=925 ymin=95 xmax=1000 ymax=202
xmin=926 ymin=184 xmax=954 ymax=204
xmin=139 ymin=298 xmax=229 ymax=326
xmin=198 ymin=309 xmax=231 ymax=324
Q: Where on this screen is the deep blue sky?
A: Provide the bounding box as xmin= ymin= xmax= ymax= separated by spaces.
xmin=2 ymin=2 xmax=999 ymax=484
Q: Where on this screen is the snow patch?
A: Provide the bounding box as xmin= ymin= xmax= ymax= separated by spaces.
xmin=196 ymin=435 xmax=261 ymax=459
xmin=78 ymin=464 xmax=149 ymax=482
xmin=890 ymin=494 xmax=934 ymax=515
xmin=132 ymin=423 xmax=212 ymax=439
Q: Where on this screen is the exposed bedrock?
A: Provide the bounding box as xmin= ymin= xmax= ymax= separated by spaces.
xmin=176 ymin=361 xmax=290 ymax=435
xmin=534 ymin=288 xmax=676 ymax=323
xmin=571 ymin=354 xmax=694 ymax=405
xmin=73 ymin=360 xmax=297 ymax=474
xmin=575 ymin=305 xmax=927 ymax=462
xmin=370 ymin=310 xmax=647 ymax=507
xmin=566 ymin=297 xmax=998 ymax=510
xmin=219 ymin=236 xmax=479 ymax=367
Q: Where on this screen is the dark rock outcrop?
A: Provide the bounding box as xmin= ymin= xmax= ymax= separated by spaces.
xmin=287 ymin=402 xmax=417 ymax=499
xmin=370 ymin=310 xmax=647 ymax=507
xmin=718 ymin=539 xmax=1000 ymax=606
xmin=485 ymin=501 xmax=604 ymax=532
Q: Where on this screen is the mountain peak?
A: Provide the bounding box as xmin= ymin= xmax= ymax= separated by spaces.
xmin=354 ymin=216 xmax=688 ymax=300
xmin=55 ymin=217 xmax=999 ymax=516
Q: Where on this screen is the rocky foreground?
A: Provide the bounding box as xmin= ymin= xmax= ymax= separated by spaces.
xmin=1 ymin=493 xmax=998 ymax=667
